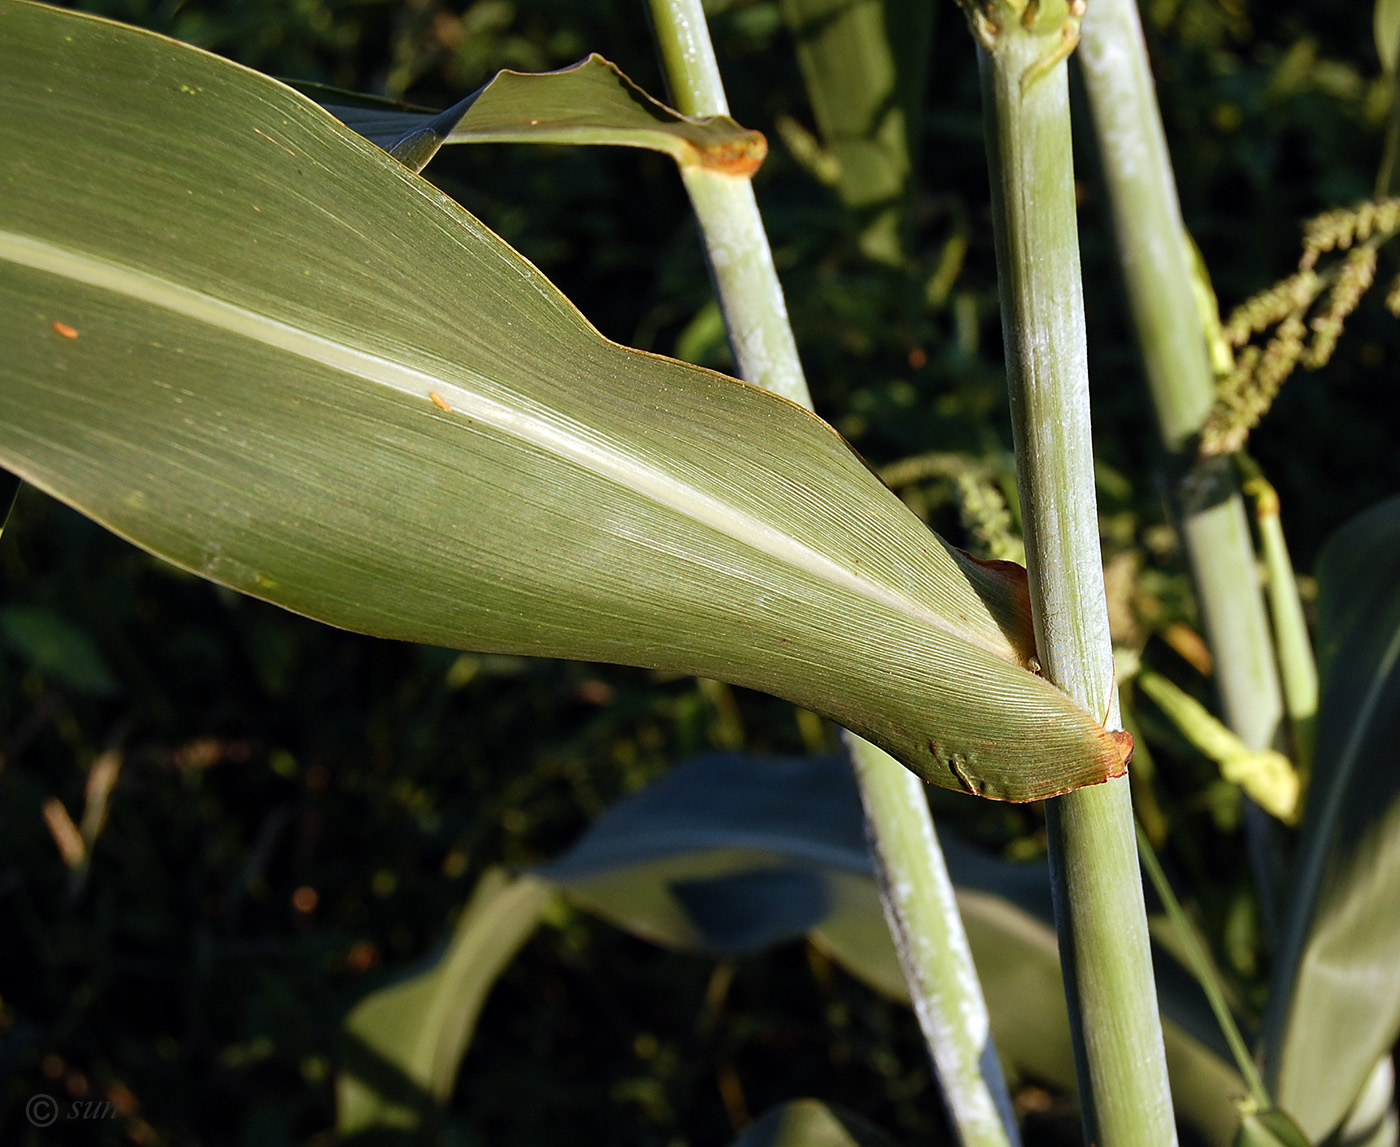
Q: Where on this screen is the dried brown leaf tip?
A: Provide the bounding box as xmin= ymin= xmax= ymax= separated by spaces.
xmin=1200 ymin=198 xmax=1400 ymax=457
xmin=685 ymin=131 xmax=767 ymax=177
xmin=1108 ymin=729 xmax=1134 ymax=773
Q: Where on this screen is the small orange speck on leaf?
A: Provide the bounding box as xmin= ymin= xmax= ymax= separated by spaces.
xmin=430 ymin=391 xmax=452 ymax=412
xmin=51 ymin=320 xmax=79 ymax=339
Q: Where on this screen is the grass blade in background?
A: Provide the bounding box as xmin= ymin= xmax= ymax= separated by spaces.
xmin=337 ymin=869 xmax=554 ymax=1136
xmin=545 ymin=753 xmax=1242 ymax=1142
xmin=777 ymin=0 xmax=934 ymax=266
xmin=730 ymin=1099 xmax=898 ymax=1147
xmin=0 ymin=1 xmax=1128 ymax=801
xmin=1262 ymin=493 xmax=1400 ymax=1140
xmin=298 ymin=54 xmax=767 ymax=175
xmin=0 ymin=604 xmax=117 ymax=696
xmin=548 ymin=753 xmax=1242 ymax=1143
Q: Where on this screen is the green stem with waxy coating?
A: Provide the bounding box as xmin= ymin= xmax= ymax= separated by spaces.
xmin=646 ymin=0 xmax=809 ymax=406
xmin=967 ymin=0 xmax=1177 ymax=1141
xmin=1076 ymin=0 xmax=1289 ymax=957
xmin=648 ymin=3 xmax=1019 ymax=1141
xmin=847 ymin=735 xmax=1021 ymax=1145
xmin=1077 ymin=0 xmax=1284 ymax=756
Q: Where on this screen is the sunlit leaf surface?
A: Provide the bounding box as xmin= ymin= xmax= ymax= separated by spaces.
xmin=0 ymin=1 xmax=1128 ymax=800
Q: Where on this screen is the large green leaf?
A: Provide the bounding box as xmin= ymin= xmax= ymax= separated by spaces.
xmin=0 ymin=1 xmax=1128 ymax=801
xmin=1263 ymin=493 xmax=1400 ymax=1140
xmin=297 ymin=54 xmax=767 ymax=175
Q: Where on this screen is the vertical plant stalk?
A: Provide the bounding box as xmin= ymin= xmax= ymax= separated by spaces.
xmin=1077 ymin=0 xmax=1290 ymax=965
xmin=646 ymin=0 xmax=809 ymax=405
xmin=967 ymin=1 xmax=1177 ymax=1142
xmin=1077 ymin=0 xmax=1284 ymax=757
xmin=648 ymin=3 xmax=1020 ymax=1141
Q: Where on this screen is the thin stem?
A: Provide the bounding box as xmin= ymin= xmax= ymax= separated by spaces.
xmin=646 ymin=0 xmax=808 ymax=405
xmin=0 ymin=469 xmax=19 ymax=540
xmin=970 ymin=1 xmax=1177 ymax=1140
xmin=1076 ymin=0 xmax=1284 ymax=749
xmin=645 ymin=0 xmax=728 ymax=117
xmin=679 ymin=170 xmax=811 ymax=405
xmin=648 ymin=4 xmax=1020 ymax=1141
xmin=1238 ymin=462 xmax=1318 ymax=775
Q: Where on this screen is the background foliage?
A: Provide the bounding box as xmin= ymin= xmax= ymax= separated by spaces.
xmin=2 ymin=0 xmax=1399 ymax=1143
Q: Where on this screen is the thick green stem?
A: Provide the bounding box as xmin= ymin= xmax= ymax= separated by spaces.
xmin=648 ymin=4 xmax=1019 ymax=1140
xmin=971 ymin=4 xmax=1177 ymax=1141
xmin=1076 ymin=0 xmax=1284 ymax=757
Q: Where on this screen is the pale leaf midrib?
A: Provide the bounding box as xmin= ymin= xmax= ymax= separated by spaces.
xmin=1 ymin=227 xmax=1009 ymax=661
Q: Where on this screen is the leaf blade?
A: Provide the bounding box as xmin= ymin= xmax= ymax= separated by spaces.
xmin=0 ymin=1 xmax=1125 ymax=800
xmin=303 ymin=54 xmax=767 ymax=174
xmin=1264 ymin=493 xmax=1400 ymax=1139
